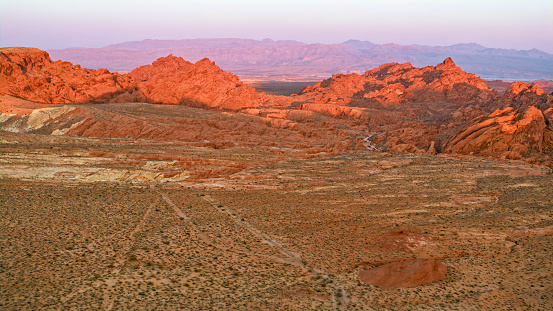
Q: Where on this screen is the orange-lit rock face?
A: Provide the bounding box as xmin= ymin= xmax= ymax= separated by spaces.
xmin=498 ymin=81 xmax=553 ymax=112
xmin=444 ymin=83 xmax=553 ymax=165
xmin=126 ymin=55 xmax=274 ymax=109
xmin=0 ymin=47 xmax=141 ymax=104
xmin=298 ymin=58 xmax=497 ymax=105
xmin=507 ymin=81 xmax=546 ymax=96
xmin=358 ymin=259 xmax=447 ymax=288
xmin=0 ymin=48 xmax=282 ymax=110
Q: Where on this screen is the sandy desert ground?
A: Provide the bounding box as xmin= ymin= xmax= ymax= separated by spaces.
xmin=1 ymin=130 xmax=552 ymax=310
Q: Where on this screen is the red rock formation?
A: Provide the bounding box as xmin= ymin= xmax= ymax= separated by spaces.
xmin=296 ymin=63 xmax=552 ymax=166
xmin=486 ymin=79 xmax=553 ymax=97
xmin=358 ymin=258 xmax=447 ymax=288
xmin=298 ymin=58 xmax=498 ymax=105
xmin=0 ymin=100 xmax=366 ymax=156
xmin=2 ymin=47 xmax=552 ymax=167
xmin=530 ymin=79 xmax=553 ymax=94
xmin=444 ymin=82 xmax=553 ymax=166
xmin=0 ymin=48 xmax=283 ymax=110
xmin=497 ymin=81 xmax=551 ymax=111
xmin=0 ymin=47 xmax=141 ymax=104
xmin=298 ymin=103 xmax=366 ymax=119
xmin=126 ymin=55 xmax=275 ymax=109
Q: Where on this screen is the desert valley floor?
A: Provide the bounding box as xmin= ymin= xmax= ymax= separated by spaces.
xmin=1 ymin=129 xmax=552 ymax=310
xmin=1 ymin=46 xmax=553 ymax=310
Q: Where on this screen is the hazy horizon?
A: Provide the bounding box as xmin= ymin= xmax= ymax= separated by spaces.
xmin=1 ymin=0 xmax=552 ymax=53
xmin=48 ymin=37 xmax=553 ymax=55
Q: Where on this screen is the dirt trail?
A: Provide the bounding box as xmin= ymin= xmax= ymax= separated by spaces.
xmin=100 ymin=184 xmax=350 ymax=310
xmin=155 ymin=188 xmax=212 ymax=245
xmin=200 ymin=194 xmax=305 ymax=266
xmin=64 ymin=198 xmax=159 ymax=308
xmin=156 ymin=186 xmax=311 ymax=270
xmin=199 ymin=191 xmax=349 ymax=309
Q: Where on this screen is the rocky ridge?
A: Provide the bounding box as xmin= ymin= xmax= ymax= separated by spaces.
xmin=298 ymin=57 xmax=498 ymax=105
xmin=47 ymin=38 xmax=553 ymax=80
xmin=0 ymin=48 xmax=282 ymax=110
xmin=126 ymin=55 xmax=279 ymax=109
xmin=1 ymin=47 xmax=552 ymax=166
xmin=0 ymin=47 xmax=141 ymax=104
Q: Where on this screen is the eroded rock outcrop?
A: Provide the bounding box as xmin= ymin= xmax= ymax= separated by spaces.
xmin=126 ymin=55 xmax=277 ymax=109
xmin=444 ymin=82 xmax=553 ymax=166
xmin=0 ymin=47 xmax=142 ymax=104
xmin=0 ymin=101 xmax=366 ymax=156
xmin=298 ymin=58 xmax=498 ymax=105
xmin=529 ymin=79 xmax=553 ymax=94
xmin=497 ymin=81 xmax=552 ymax=111
xmin=0 ymin=47 xmax=280 ymax=110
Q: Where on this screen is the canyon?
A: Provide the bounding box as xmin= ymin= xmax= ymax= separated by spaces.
xmin=1 ymin=46 xmax=552 ymax=310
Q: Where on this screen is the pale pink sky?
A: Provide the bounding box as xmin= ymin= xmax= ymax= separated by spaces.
xmin=1 ymin=0 xmax=552 ymax=53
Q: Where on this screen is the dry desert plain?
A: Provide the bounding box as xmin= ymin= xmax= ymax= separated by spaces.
xmin=1 ymin=118 xmax=552 ymax=310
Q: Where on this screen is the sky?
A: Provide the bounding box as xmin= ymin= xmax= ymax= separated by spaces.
xmin=1 ymin=0 xmax=552 ymax=53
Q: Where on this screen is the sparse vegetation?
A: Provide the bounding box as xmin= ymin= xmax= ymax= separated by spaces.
xmin=0 ymin=130 xmax=552 ymax=310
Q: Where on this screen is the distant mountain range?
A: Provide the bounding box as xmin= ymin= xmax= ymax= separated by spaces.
xmin=47 ymin=38 xmax=553 ymax=81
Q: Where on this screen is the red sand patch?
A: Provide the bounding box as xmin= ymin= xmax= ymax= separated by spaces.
xmin=358 ymin=258 xmax=447 ymax=288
